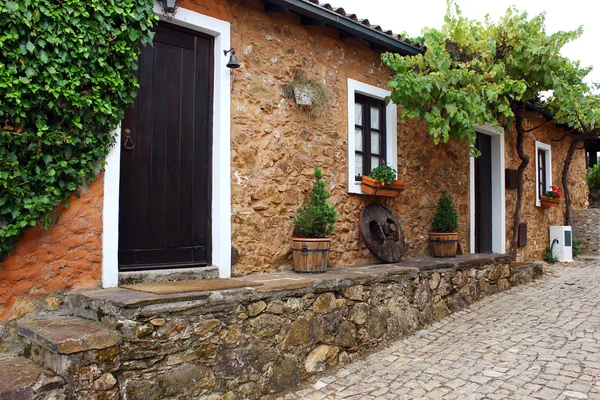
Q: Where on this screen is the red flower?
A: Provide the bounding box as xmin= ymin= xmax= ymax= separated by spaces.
xmin=550 ymin=185 xmax=562 ymax=197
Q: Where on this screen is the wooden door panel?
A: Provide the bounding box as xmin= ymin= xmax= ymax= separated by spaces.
xmin=192 ymin=35 xmax=213 ymax=248
xmin=119 ymin=23 xmax=213 ymax=271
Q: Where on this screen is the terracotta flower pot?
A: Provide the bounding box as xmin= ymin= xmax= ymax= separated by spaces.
xmin=540 ymin=196 xmax=560 ymax=208
xmin=291 ymin=237 xmax=332 ymax=273
xmin=361 ymin=176 xmax=406 ymax=197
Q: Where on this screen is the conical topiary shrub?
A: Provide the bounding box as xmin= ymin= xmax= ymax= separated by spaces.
xmin=430 ymin=190 xmax=459 ymax=257
xmin=293 ymin=167 xmax=337 ymax=238
xmin=431 ymin=190 xmax=459 ymax=233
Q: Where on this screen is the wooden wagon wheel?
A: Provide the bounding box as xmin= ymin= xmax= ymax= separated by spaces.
xmin=359 ymin=204 xmax=406 ymax=263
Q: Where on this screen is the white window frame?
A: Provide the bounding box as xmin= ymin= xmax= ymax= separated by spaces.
xmin=347 ymin=79 xmax=397 ymax=194
xmin=535 ymin=141 xmax=553 ymax=207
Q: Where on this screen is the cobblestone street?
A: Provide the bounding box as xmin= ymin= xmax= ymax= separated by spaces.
xmin=278 ymin=260 xmax=600 ymax=400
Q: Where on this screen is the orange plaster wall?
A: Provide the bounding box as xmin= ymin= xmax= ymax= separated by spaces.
xmin=0 ymin=177 xmax=104 ymax=321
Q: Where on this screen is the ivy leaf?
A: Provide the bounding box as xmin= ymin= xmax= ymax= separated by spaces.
xmin=6 ymin=1 xmax=18 ymax=12
xmin=25 ymin=41 xmax=35 ymax=53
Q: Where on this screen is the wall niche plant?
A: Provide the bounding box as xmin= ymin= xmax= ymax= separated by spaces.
xmin=282 ymin=68 xmax=329 ymax=118
xmin=0 ymin=0 xmax=157 ymax=259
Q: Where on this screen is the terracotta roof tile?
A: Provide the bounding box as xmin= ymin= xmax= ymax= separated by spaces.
xmin=301 ymin=0 xmax=421 ymax=50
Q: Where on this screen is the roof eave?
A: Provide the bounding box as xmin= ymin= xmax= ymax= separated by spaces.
xmin=264 ymin=0 xmax=421 ymax=56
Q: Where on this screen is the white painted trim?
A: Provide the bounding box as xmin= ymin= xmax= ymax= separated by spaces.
xmin=535 ymin=141 xmax=553 ymax=207
xmin=491 ymin=133 xmax=506 ymax=254
xmin=469 ymin=156 xmax=475 ymax=253
xmin=102 ymin=5 xmax=232 ymax=287
xmin=347 ymin=78 xmax=397 ymax=194
xmin=102 ymin=126 xmax=121 ymax=288
xmin=469 ymin=125 xmax=506 ymax=254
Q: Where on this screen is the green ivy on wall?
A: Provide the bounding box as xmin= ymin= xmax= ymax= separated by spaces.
xmin=0 ymin=0 xmax=157 ymax=259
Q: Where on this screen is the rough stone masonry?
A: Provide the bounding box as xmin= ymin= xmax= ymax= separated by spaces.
xmin=51 ymin=255 xmax=542 ymax=399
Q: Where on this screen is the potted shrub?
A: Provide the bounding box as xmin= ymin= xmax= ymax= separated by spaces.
xmin=540 ymin=185 xmax=561 ymax=208
xmin=361 ymin=163 xmax=406 ymax=197
xmin=429 ymin=190 xmax=459 ymax=257
xmin=292 ymin=167 xmax=338 ymax=273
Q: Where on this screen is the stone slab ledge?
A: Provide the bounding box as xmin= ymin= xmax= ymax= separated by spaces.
xmin=18 ymin=316 xmax=121 ymax=355
xmin=72 ymin=254 xmax=512 ymax=316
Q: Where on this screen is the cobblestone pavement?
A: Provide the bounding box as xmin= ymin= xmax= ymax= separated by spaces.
xmin=278 ymin=260 xmax=600 ymax=400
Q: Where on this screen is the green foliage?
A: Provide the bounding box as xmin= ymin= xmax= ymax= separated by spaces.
xmin=573 ymin=239 xmax=583 ymax=258
xmin=431 ymin=190 xmax=459 ymax=233
xmin=542 ymin=191 xmax=559 ymax=199
xmin=549 ymin=82 xmax=600 ymax=136
xmin=369 ymin=164 xmax=397 ymax=185
xmin=282 ymin=77 xmax=329 ymax=108
xmin=0 ymin=0 xmax=157 ymax=259
xmin=381 ymin=1 xmax=588 ymax=156
xmin=587 ymin=163 xmax=600 ymax=190
xmin=293 ymin=167 xmax=337 ymax=238
xmin=543 ymin=247 xmax=558 ymax=263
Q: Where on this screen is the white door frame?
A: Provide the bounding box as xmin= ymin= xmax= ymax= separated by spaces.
xmin=469 ymin=124 xmax=506 ymax=254
xmin=102 ymin=4 xmax=232 ymax=287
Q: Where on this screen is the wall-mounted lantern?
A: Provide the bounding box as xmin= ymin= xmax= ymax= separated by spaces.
xmin=158 ymin=0 xmax=180 ymax=19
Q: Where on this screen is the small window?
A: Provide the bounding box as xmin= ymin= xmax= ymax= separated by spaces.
xmin=535 ymin=141 xmax=552 ymax=206
xmin=347 ymin=79 xmax=397 ymax=194
xmin=354 ymin=95 xmax=387 ymax=179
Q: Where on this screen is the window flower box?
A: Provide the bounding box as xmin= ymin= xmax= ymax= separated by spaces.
xmin=540 ymin=196 xmax=560 ymax=208
xmin=540 ymin=186 xmax=561 ymax=208
xmin=361 ymin=176 xmax=406 ymax=197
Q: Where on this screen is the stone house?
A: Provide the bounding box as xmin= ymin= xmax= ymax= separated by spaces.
xmin=0 ymin=0 xmax=588 ymax=327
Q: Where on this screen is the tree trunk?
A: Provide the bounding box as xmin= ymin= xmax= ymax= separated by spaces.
xmin=511 ymin=104 xmax=529 ymax=257
xmin=562 ymin=131 xmax=597 ymax=226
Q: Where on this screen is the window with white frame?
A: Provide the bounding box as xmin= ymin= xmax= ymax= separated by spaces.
xmin=347 ymin=79 xmax=397 ymax=194
xmin=535 ymin=141 xmax=552 ymax=206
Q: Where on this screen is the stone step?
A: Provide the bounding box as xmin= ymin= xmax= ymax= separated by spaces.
xmin=17 ymin=316 xmax=122 ymax=398
xmin=0 ymin=356 xmax=65 ymax=400
xmin=18 ymin=316 xmax=121 ymax=356
xmin=118 ymin=265 xmax=220 ymax=285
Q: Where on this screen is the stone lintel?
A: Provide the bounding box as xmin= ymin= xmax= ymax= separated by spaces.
xmin=18 ymin=316 xmax=121 ymax=355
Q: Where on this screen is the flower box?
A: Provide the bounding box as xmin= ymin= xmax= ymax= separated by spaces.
xmin=540 ymin=196 xmax=560 ymax=208
xmin=361 ymin=176 xmax=406 ymax=197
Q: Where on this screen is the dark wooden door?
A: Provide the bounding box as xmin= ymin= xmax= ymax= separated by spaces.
xmin=118 ymin=23 xmax=214 ymax=271
xmin=475 ymin=132 xmax=493 ymax=253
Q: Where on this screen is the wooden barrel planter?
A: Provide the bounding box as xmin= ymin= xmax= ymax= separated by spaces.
xmin=429 ymin=232 xmax=458 ymax=258
xmin=292 ymin=237 xmax=332 ymax=273
xmin=361 ymin=176 xmax=406 ymax=197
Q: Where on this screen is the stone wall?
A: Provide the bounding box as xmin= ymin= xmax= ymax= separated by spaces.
xmin=572 ymin=209 xmax=600 ymax=256
xmin=65 ymin=256 xmax=541 ymax=400
xmin=503 ymin=115 xmax=588 ymax=261
xmin=218 ymin=0 xmax=471 ymax=274
xmin=0 ymin=0 xmax=588 ymax=323
xmin=0 ymin=178 xmax=103 ymax=328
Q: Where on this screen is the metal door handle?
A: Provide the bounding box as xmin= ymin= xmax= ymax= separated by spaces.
xmin=123 ymin=129 xmax=134 ymax=150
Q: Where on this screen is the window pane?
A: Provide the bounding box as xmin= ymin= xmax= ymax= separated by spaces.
xmin=370 ymin=106 xmax=380 ymax=129
xmin=355 ymin=128 xmax=363 ymax=151
xmin=355 ymin=103 xmax=362 ymax=126
xmin=355 ymin=154 xmax=363 ymax=177
xmin=371 ymin=132 xmax=380 ymax=154
xmin=371 ymin=156 xmax=379 ymax=171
